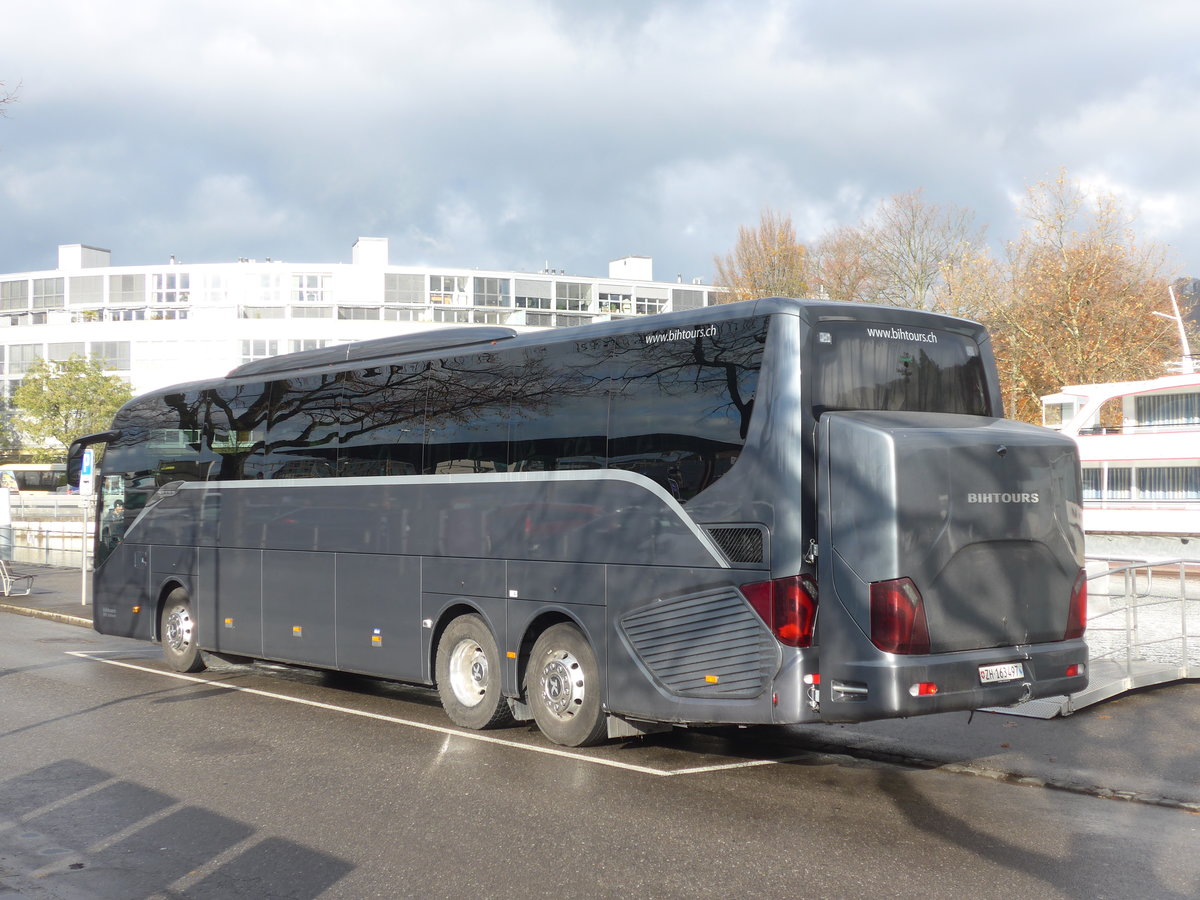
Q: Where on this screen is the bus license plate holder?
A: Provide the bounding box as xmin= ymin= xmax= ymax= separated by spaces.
xmin=979 ymin=662 xmax=1025 ymax=684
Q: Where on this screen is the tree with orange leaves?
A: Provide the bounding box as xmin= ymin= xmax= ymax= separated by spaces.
xmin=713 ymin=209 xmax=808 ymax=303
xmin=982 ymin=172 xmax=1178 ymax=422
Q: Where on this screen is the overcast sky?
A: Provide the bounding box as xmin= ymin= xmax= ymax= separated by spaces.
xmin=2 ymin=0 xmax=1198 ymax=283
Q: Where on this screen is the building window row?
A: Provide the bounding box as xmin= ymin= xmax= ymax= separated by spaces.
xmin=154 ymin=272 xmax=190 ymax=303
xmin=4 ymin=340 xmax=131 ymax=375
xmin=1 ymin=272 xmax=713 ymax=314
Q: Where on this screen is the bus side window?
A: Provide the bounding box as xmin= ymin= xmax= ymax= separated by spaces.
xmin=508 ymin=343 xmax=610 ymax=472
xmin=607 ymin=319 xmax=764 ymax=501
xmin=207 ymin=383 xmax=270 ymax=480
xmin=339 ymin=364 xmax=427 ymax=477
xmin=424 ymin=357 xmax=511 ymax=475
xmin=264 ymin=373 xmax=343 ymax=479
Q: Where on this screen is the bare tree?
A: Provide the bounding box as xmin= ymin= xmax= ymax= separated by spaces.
xmin=0 ymin=80 xmax=18 ymax=116
xmin=806 ymin=225 xmax=879 ymax=303
xmin=713 ymin=209 xmax=808 ymax=303
xmin=863 ymin=189 xmax=985 ymax=310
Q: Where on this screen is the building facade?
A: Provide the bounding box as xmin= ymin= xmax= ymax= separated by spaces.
xmin=0 ymin=238 xmax=720 ymax=407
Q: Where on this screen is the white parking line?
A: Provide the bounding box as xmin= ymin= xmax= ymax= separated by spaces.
xmin=67 ymin=651 xmax=788 ymax=777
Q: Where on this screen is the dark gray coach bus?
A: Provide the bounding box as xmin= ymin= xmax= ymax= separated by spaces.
xmin=69 ymin=298 xmax=1088 ymax=746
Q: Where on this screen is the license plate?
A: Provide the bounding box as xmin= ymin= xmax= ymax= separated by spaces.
xmin=979 ymin=662 xmax=1025 ymax=684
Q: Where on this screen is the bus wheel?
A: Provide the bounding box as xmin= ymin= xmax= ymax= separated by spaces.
xmin=527 ymin=623 xmax=607 ymax=747
xmin=436 ymin=614 xmax=515 ymax=730
xmin=160 ymin=589 xmax=205 ymax=673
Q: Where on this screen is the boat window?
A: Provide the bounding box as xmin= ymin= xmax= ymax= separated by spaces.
xmin=1135 ymin=392 xmax=1200 ymax=428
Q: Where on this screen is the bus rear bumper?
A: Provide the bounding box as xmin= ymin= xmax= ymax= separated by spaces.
xmin=817 ymin=639 xmax=1088 ymax=723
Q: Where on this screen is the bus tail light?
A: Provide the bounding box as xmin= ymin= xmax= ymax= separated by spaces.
xmin=1064 ymin=569 xmax=1087 ymax=641
xmin=869 ymin=577 xmax=931 ymax=654
xmin=742 ymin=575 xmax=817 ymax=648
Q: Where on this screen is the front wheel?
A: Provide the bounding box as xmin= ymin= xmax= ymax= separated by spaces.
xmin=435 ymin=614 xmax=515 ymax=730
xmin=527 ymin=623 xmax=607 ymax=747
xmin=160 ymin=589 xmax=205 ymax=673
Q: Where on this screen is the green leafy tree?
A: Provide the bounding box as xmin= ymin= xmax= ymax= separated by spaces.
xmin=12 ymin=356 xmax=132 ymax=460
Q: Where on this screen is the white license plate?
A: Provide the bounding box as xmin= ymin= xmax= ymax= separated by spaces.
xmin=979 ymin=662 xmax=1025 ymax=684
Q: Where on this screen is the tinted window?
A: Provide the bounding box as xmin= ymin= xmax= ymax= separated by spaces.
xmin=424 ymin=353 xmax=511 ymax=474
xmin=339 ymin=362 xmax=428 ymax=477
xmin=264 ymin=374 xmax=343 ymax=479
xmin=206 ymin=382 xmax=271 ymax=480
xmin=509 ymin=342 xmax=610 ymax=472
xmin=607 ymin=317 xmax=765 ymax=501
xmin=98 ymin=389 xmax=214 ymax=563
xmin=811 ymin=321 xmax=990 ymax=417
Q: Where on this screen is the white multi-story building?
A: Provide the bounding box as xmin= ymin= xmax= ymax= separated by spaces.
xmin=0 ymin=238 xmax=719 ymax=401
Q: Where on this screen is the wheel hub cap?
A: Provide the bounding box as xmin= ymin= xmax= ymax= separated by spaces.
xmin=165 ymin=609 xmax=192 ymax=653
xmin=448 ymin=640 xmax=489 ymax=708
xmin=540 ymin=651 xmax=584 ymax=719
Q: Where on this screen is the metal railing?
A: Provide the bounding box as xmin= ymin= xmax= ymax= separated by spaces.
xmin=1083 ymin=556 xmax=1198 ymax=683
xmin=1 ymin=494 xmax=92 ymax=567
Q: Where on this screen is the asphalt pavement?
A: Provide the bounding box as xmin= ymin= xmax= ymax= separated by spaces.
xmin=3 ymin=562 xmax=1198 ymax=812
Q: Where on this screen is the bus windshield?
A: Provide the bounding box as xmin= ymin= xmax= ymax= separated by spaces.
xmin=811 ymin=320 xmax=991 ymax=417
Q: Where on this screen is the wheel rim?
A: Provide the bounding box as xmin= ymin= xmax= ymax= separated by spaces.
xmin=537 ymin=649 xmax=585 ymax=721
xmin=447 ymin=639 xmax=490 ymax=708
xmin=164 ymin=605 xmax=193 ymax=654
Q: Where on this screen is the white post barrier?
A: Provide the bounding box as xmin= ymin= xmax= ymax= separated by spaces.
xmin=80 ymin=449 xmax=95 ymax=606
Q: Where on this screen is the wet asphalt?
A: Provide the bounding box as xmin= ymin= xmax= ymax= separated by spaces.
xmin=3 ymin=562 xmax=1198 ymax=812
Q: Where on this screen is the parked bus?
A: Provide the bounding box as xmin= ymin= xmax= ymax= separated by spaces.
xmin=68 ymin=299 xmax=1088 ymax=746
xmin=0 ymin=462 xmax=67 ymax=493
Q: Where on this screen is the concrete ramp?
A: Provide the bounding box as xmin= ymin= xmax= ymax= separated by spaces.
xmin=982 ymin=556 xmax=1198 ymax=719
xmin=982 ymin=659 xmax=1193 ymax=719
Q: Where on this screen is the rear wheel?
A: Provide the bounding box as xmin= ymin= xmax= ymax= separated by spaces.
xmin=160 ymin=589 xmax=205 ymax=673
xmin=527 ymin=623 xmax=607 ymax=747
xmin=436 ymin=614 xmax=515 ymax=730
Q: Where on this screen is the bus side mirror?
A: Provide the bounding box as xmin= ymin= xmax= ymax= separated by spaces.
xmin=66 ymin=432 xmax=119 ymax=487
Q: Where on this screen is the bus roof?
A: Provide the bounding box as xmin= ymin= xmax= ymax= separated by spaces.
xmin=140 ymin=297 xmax=990 ymax=399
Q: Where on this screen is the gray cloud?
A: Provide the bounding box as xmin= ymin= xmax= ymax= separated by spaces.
xmin=2 ymin=0 xmax=1199 ymax=279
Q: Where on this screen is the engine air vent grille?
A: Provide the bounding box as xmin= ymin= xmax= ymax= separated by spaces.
xmin=619 ymin=586 xmax=780 ymax=699
xmin=706 ymin=525 xmax=766 ymax=564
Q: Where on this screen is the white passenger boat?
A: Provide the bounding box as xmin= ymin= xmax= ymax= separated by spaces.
xmin=1042 ymin=372 xmax=1200 ymax=536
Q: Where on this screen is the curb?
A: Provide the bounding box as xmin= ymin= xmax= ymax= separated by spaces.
xmin=0 ymin=602 xmax=92 ymax=629
xmin=792 ymin=737 xmax=1200 ymax=815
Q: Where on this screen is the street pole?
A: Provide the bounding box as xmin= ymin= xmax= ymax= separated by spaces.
xmin=79 ymin=448 xmax=95 ymax=607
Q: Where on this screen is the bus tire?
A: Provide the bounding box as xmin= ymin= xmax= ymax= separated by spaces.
xmin=435 ymin=614 xmax=515 ymax=730
xmin=160 ymin=589 xmax=205 ymax=673
xmin=527 ymin=623 xmax=607 ymax=747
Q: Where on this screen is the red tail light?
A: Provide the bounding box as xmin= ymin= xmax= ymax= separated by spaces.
xmin=1064 ymin=568 xmax=1087 ymax=640
xmin=869 ymin=577 xmax=931 ymax=654
xmin=742 ymin=575 xmax=818 ymax=648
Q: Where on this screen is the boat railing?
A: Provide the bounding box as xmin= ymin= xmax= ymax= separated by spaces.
xmin=1076 ymin=422 xmax=1200 ymax=435
xmin=1082 ymin=497 xmax=1200 ymax=510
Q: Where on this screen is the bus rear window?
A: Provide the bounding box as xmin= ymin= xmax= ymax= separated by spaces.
xmin=811 ymin=321 xmax=991 ymax=417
